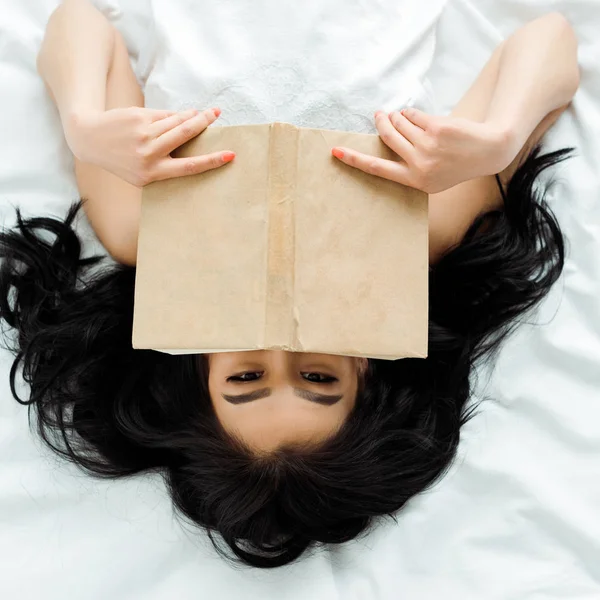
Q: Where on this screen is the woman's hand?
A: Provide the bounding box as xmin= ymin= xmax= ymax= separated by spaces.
xmin=64 ymin=106 xmax=235 ymax=187
xmin=332 ymin=109 xmax=516 ymax=194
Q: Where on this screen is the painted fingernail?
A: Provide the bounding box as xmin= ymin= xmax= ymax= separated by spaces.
xmin=213 ymin=107 xmax=221 ymax=117
xmin=332 ymin=148 xmax=344 ymax=159
xmin=222 ymin=151 xmax=235 ymax=162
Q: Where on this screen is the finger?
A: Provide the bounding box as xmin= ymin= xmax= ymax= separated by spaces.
xmin=149 ymin=108 xmax=201 ymax=137
xmin=148 ymin=109 xmax=178 ymax=123
xmin=152 ymin=150 xmax=235 ymax=181
xmin=374 ymin=111 xmax=413 ymax=158
xmin=400 ymin=107 xmax=430 ymax=130
xmin=388 ymin=110 xmax=425 ymax=144
xmin=152 ymin=108 xmax=220 ymax=154
xmin=331 ymin=146 xmax=412 ymax=185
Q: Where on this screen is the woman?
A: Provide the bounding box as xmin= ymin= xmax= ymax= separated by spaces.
xmin=0 ymin=0 xmax=579 ymax=568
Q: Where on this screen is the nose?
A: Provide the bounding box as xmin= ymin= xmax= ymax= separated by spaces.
xmin=264 ymin=350 xmax=294 ymax=385
xmin=265 ymin=350 xmax=292 ymax=362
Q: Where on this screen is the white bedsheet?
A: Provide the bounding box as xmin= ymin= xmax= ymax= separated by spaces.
xmin=1 ymin=1 xmax=599 ymax=598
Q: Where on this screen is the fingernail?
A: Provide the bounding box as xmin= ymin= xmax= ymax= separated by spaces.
xmin=222 ymin=151 xmax=235 ymax=162
xmin=332 ymin=148 xmax=344 ymax=159
xmin=374 ymin=111 xmax=383 ymax=119
xmin=388 ymin=112 xmax=394 ymax=119
xmin=213 ymin=107 xmax=221 ymax=117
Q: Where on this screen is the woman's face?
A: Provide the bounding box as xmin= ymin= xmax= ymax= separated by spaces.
xmin=207 ymin=350 xmax=365 ymax=452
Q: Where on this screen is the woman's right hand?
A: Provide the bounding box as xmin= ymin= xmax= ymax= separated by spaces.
xmin=64 ymin=106 xmax=235 ymax=187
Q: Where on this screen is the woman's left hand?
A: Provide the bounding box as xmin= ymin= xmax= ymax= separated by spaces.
xmin=331 ymin=109 xmax=516 ymax=194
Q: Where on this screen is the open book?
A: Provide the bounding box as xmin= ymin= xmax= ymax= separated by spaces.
xmin=132 ymin=123 xmax=428 ymax=360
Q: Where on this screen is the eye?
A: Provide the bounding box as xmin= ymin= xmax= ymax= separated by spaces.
xmin=227 ymin=371 xmax=263 ymax=383
xmin=301 ymin=372 xmax=338 ymax=384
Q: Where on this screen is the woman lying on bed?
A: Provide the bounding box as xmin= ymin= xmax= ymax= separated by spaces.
xmin=0 ymin=0 xmax=579 ymax=568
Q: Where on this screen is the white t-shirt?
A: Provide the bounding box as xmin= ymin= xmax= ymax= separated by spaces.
xmin=94 ymin=0 xmax=445 ymax=133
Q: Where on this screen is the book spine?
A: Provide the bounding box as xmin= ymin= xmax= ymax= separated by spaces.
xmin=263 ymin=123 xmax=299 ymax=350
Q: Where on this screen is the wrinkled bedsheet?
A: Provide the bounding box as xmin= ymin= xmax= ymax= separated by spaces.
xmin=0 ymin=0 xmax=599 ymax=598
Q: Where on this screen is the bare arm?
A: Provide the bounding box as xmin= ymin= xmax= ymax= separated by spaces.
xmin=37 ymin=4 xmax=579 ymax=267
xmin=37 ymin=0 xmax=142 ymax=265
xmin=36 ymin=0 xmax=114 ymax=118
xmin=36 ymin=0 xmax=229 ymax=265
xmin=332 ymin=13 xmax=579 ymax=263
xmin=429 ymin=12 xmax=579 ymax=261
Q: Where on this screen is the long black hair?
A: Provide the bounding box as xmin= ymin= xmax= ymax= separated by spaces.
xmin=0 ymin=146 xmax=571 ymax=568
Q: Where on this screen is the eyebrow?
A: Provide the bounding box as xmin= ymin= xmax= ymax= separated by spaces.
xmin=222 ymin=388 xmax=343 ymax=406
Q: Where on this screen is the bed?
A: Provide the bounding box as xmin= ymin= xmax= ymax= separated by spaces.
xmin=1 ymin=0 xmax=599 ymax=598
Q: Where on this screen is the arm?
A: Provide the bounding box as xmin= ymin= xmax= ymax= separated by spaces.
xmin=429 ymin=12 xmax=579 ymax=261
xmin=332 ymin=13 xmax=579 ymax=263
xmin=37 ymin=0 xmax=230 ymax=265
xmin=38 ymin=0 xmax=143 ymax=265
xmin=37 ymin=0 xmax=146 ymax=265
xmin=36 ymin=0 xmax=115 ymax=119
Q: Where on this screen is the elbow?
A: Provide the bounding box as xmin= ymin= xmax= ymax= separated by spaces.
xmin=109 ymin=244 xmax=138 ymax=267
xmin=544 ymin=12 xmax=580 ymax=96
xmin=567 ymin=66 xmax=581 ymax=106
xmin=541 ymin=11 xmax=575 ymax=38
xmin=110 ymin=248 xmax=137 ymax=267
xmin=103 ymin=235 xmax=138 ymax=267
